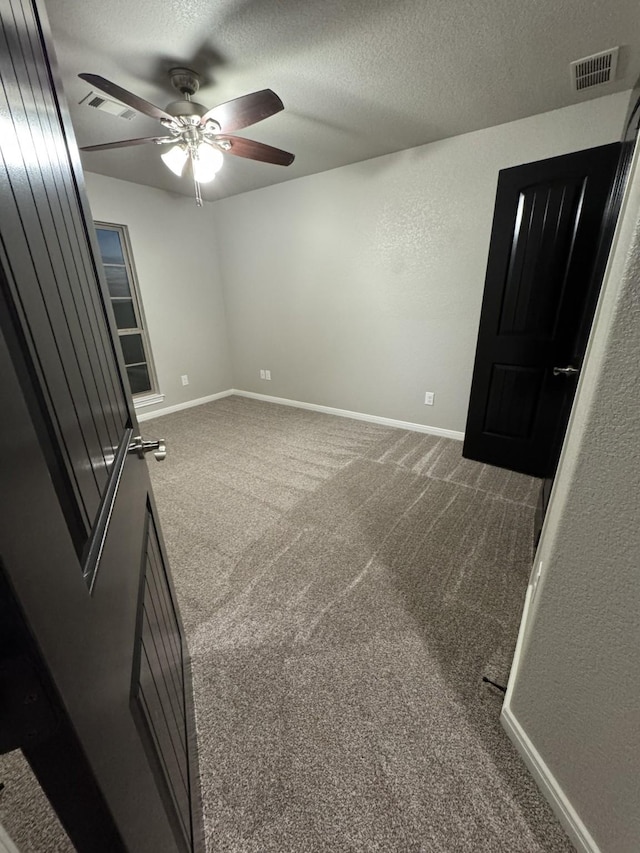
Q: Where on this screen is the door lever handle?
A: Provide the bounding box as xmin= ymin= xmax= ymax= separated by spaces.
xmin=552 ymin=365 xmax=580 ymax=377
xmin=128 ymin=435 xmax=167 ymax=461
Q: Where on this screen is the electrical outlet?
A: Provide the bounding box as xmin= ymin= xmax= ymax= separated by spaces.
xmin=260 ymin=369 xmax=266 ymax=379
xmin=265 ymin=370 xmax=271 ymax=380
xmin=424 ymin=391 xmax=434 ymax=405
xmin=181 ymin=374 xmax=189 ymax=386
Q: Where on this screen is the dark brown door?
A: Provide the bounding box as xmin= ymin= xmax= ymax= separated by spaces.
xmin=0 ymin=1 xmax=203 ymax=851
xmin=463 ymin=143 xmax=621 ymax=477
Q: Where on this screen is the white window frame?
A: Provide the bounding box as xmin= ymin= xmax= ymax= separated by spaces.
xmin=94 ymin=222 xmax=163 ymax=408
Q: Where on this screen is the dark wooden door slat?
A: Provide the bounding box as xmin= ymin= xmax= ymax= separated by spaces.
xmin=137 ymin=687 xmax=192 ymax=849
xmin=144 ymin=576 xmax=186 ymax=730
xmin=143 ymin=580 xmax=186 ymax=734
xmin=0 ymin=169 xmax=99 ymax=527
xmin=14 ymin=27 xmax=125 ymax=449
xmin=0 ymin=46 xmax=100 ymax=528
xmin=0 ymin=35 xmax=107 ymax=507
xmin=0 ymin=152 xmax=106 ymax=504
xmin=146 ymin=537 xmax=186 ymax=711
xmin=15 ymin=0 xmax=128 ymax=440
xmin=147 ymin=538 xmax=184 ymax=675
xmin=142 ymin=604 xmax=188 ymax=758
xmin=1 ymin=15 xmax=118 ymax=483
xmin=138 ymin=647 xmax=191 ymax=822
xmin=148 ymin=528 xmax=185 ymax=670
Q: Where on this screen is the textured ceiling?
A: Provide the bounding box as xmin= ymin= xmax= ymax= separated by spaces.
xmin=45 ymin=0 xmax=640 ymax=201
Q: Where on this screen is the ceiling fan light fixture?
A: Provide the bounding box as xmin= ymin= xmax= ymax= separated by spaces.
xmin=160 ymin=144 xmax=188 ymax=177
xmin=192 ymin=142 xmax=224 ymax=184
xmin=78 ymin=73 xmax=294 ymax=206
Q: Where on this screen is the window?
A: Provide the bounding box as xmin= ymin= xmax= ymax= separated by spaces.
xmin=94 ymin=223 xmax=161 ymax=406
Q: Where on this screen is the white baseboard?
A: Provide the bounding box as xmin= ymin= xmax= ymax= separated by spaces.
xmin=501 ymin=582 xmax=599 ymax=852
xmin=0 ymin=823 xmax=20 ymax=853
xmin=138 ymin=387 xmax=465 ymax=439
xmin=136 ymin=390 xmax=234 ymax=421
xmin=230 ymin=389 xmax=465 ymax=440
xmin=501 ymin=705 xmax=600 ymax=853
xmin=133 ymin=392 xmax=165 ymax=410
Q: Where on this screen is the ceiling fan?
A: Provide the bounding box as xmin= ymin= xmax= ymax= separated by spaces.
xmin=78 ymin=68 xmax=295 ymax=205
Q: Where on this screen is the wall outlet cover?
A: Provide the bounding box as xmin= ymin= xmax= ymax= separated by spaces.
xmin=181 ymin=374 xmax=189 ymax=386
xmin=265 ymin=370 xmax=271 ymax=380
xmin=424 ymin=391 xmax=434 ymax=405
xmin=260 ymin=369 xmax=266 ymax=379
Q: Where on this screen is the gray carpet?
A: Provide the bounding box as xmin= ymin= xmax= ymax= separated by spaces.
xmin=0 ymin=396 xmax=573 ymax=852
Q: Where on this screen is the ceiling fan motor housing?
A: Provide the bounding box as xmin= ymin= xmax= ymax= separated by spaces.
xmin=164 ymin=99 xmax=208 ymax=126
xmin=169 ymin=67 xmax=200 ymax=95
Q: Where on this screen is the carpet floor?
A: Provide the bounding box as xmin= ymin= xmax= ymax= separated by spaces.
xmin=0 ymin=396 xmax=573 ymax=852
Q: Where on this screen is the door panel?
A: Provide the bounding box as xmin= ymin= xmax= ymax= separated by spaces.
xmin=497 ymin=179 xmax=585 ymax=339
xmin=0 ymin=0 xmax=204 ymax=850
xmin=463 ymin=143 xmax=621 ymax=477
xmin=0 ymin=0 xmax=128 ymax=540
xmin=132 ymin=509 xmax=193 ymax=852
xmin=484 ymin=364 xmax=544 ymax=439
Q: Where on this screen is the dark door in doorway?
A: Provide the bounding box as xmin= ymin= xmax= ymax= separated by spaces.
xmin=463 ymin=143 xmax=620 ymax=477
xmin=0 ymin=1 xmax=203 ymax=851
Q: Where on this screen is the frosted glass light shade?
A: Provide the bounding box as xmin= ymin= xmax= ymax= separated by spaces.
xmin=192 ymin=143 xmax=224 ymax=183
xmin=160 ymin=145 xmax=188 ymax=177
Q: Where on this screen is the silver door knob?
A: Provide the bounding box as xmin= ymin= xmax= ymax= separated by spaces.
xmin=552 ymin=365 xmax=580 ymax=377
xmin=128 ymin=435 xmax=167 ymax=461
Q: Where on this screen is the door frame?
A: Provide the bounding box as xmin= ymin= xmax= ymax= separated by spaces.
xmin=501 ymin=131 xmax=640 ymax=853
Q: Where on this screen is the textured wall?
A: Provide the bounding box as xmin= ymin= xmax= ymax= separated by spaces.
xmin=84 ymin=172 xmax=232 ymax=414
xmin=212 ymin=92 xmax=630 ymax=432
xmin=507 ymin=143 xmax=640 ymax=852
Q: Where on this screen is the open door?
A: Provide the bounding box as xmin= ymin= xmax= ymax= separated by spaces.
xmin=463 ymin=143 xmax=622 ymax=477
xmin=0 ymin=1 xmax=203 ymax=851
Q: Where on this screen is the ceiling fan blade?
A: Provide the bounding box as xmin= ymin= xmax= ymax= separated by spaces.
xmin=79 ymin=73 xmax=176 ymax=123
xmin=219 ymin=135 xmax=294 ymax=166
xmin=201 ymin=89 xmax=284 ymax=132
xmin=80 ymin=136 xmax=174 ymax=152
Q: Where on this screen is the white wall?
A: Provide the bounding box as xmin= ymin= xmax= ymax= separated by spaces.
xmin=502 ymin=140 xmax=640 ymax=853
xmin=212 ymin=92 xmax=630 ymax=432
xmin=83 ymin=172 xmax=232 ymax=416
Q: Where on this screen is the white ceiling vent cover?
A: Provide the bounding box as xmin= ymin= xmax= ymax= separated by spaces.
xmin=570 ymin=48 xmax=619 ymax=91
xmin=79 ymin=91 xmax=136 ymax=120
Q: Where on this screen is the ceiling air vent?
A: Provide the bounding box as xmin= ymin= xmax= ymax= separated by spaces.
xmin=79 ymin=91 xmax=136 ymax=120
xmin=570 ymin=48 xmax=619 ymax=91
